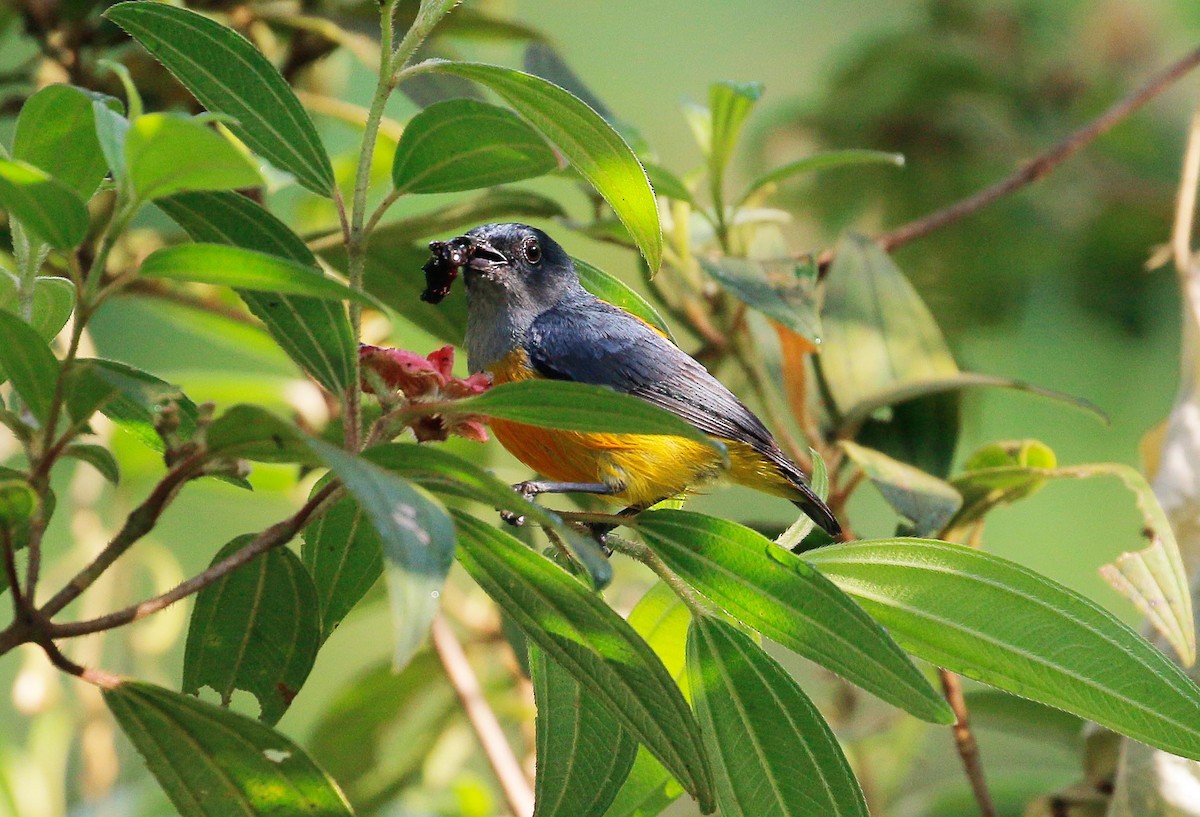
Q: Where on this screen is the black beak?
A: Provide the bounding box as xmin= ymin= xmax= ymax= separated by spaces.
xmin=466 ymin=239 xmax=507 ymax=270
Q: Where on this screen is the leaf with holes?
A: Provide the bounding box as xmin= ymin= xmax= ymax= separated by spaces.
xmin=182 ymin=534 xmax=321 ymax=725
xmin=105 ymin=681 xmax=352 ymax=817
xmin=105 ymin=2 xmax=335 ymax=195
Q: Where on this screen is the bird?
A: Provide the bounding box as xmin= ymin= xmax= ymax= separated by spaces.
xmin=444 ymin=221 xmax=840 ymax=537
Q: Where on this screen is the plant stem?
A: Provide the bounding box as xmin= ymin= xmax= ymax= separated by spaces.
xmin=343 ymin=0 xmax=401 ymax=452
xmin=816 ymin=41 xmax=1200 ymax=271
xmin=431 ymin=614 xmax=534 ymax=817
xmin=38 ymin=452 xmax=206 ymax=619
xmin=45 ymin=482 xmax=339 ymax=638
xmin=939 ymin=668 xmax=996 ymax=817
xmin=607 ymin=534 xmax=712 ymax=617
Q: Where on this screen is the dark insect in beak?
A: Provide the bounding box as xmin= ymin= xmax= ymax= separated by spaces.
xmin=420 ymin=236 xmax=476 ymax=303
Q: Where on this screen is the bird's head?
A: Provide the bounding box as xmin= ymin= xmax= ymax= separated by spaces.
xmin=459 ymin=222 xmax=578 ymax=311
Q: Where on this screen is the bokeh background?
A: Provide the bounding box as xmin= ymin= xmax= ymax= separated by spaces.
xmin=4 ymin=0 xmax=1200 ymax=814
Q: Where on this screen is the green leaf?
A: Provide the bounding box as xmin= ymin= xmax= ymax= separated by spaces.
xmin=708 ymin=81 xmax=762 ymax=220
xmin=839 ymin=440 xmax=961 ymax=537
xmin=821 ymin=232 xmax=958 ymax=414
xmin=698 ymin=256 xmax=820 ymax=342
xmin=307 ymin=438 xmax=456 ymax=671
xmin=105 ymin=681 xmax=352 ymax=817
xmin=140 ymin=244 xmax=379 ymax=310
xmin=635 ymin=509 xmax=952 ymax=724
xmin=737 ymin=149 xmax=904 ymax=207
xmin=364 ymin=443 xmax=612 ymax=589
xmin=28 ymin=277 xmax=74 ymax=341
xmin=0 ymin=309 xmax=58 ymax=423
xmin=454 ymin=380 xmax=720 ymax=451
xmin=14 ymin=84 xmax=116 ymax=199
xmin=62 ymin=443 xmax=120 ymax=484
xmin=158 ymin=192 xmax=355 ymax=394
xmin=454 ymin=513 xmax=713 ymax=810
xmin=392 ymin=98 xmax=558 ymax=194
xmin=307 ymin=654 xmax=458 ymax=809
xmin=0 ymin=480 xmax=38 ymax=549
xmin=301 ymin=491 xmax=383 ymax=639
xmin=125 ymin=113 xmax=262 ymax=201
xmin=687 ymin=615 xmax=868 ymax=817
xmin=0 ymin=159 xmax=89 ymax=250
xmin=807 ymin=539 xmax=1200 ymax=759
xmin=531 ymin=645 xmax=637 ymax=817
xmin=182 ymin=534 xmax=321 ymax=726
xmin=603 ymin=582 xmax=690 ymax=817
xmin=105 ymin=2 xmax=335 ymax=196
xmin=836 ymin=372 xmax=1107 ymax=437
xmin=206 ymin=404 xmax=316 ymax=464
xmin=574 ymin=258 xmax=673 ymax=340
xmin=429 ymin=61 xmax=662 ymax=271
xmin=93 ymin=99 xmax=130 ymax=181
xmin=66 ymin=360 xmax=199 ymax=449
xmin=0 ymin=273 xmax=75 ymax=342
xmin=949 ymin=455 xmax=1194 ymax=666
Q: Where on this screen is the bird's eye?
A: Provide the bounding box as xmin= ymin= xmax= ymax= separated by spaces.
xmin=523 ymin=238 xmax=542 ymax=264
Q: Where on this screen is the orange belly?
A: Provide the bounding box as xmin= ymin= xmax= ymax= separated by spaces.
xmin=485 ymin=349 xmax=799 ymax=507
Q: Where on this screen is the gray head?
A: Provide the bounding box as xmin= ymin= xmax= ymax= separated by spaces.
xmin=459 ymin=223 xmax=583 ymax=371
xmin=462 ymin=223 xmax=581 ymax=309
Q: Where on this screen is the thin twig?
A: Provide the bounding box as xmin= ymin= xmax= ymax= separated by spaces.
xmin=45 ymin=482 xmax=339 ymax=639
xmin=431 ymin=614 xmax=534 ymax=817
xmin=940 ymin=669 xmax=996 ymax=817
xmin=817 ymin=42 xmax=1200 ymax=271
xmin=38 ymin=452 xmax=207 ymax=619
xmin=606 ymin=534 xmax=713 ymax=616
xmin=1173 ymin=110 xmax=1200 ymax=276
xmin=121 ymin=280 xmax=262 ymax=327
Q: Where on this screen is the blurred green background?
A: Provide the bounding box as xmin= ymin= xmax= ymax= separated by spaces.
xmin=4 ymin=0 xmax=1200 ymax=814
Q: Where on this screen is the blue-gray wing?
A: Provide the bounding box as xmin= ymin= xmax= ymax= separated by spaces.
xmin=525 ymin=295 xmax=777 ymax=451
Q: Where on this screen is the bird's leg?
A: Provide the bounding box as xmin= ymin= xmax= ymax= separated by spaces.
xmin=500 ymin=480 xmax=622 ymax=527
xmin=585 ymin=505 xmax=646 ymax=553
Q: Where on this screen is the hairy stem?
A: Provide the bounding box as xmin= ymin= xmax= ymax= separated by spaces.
xmin=607 ymin=534 xmax=713 ymax=617
xmin=343 ymin=0 xmax=401 ymax=452
xmin=45 ymin=482 xmax=339 ymax=638
xmin=431 ymin=615 xmax=534 ymax=817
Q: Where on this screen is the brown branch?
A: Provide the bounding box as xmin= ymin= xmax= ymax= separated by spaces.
xmin=38 ymin=452 xmax=207 ymax=619
xmin=431 ymin=615 xmax=534 ymax=817
xmin=817 ymin=42 xmax=1200 ymax=271
xmin=940 ymin=668 xmax=996 ymax=817
xmin=45 ymin=482 xmax=339 ymax=639
xmin=121 ymin=280 xmax=262 ymax=327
